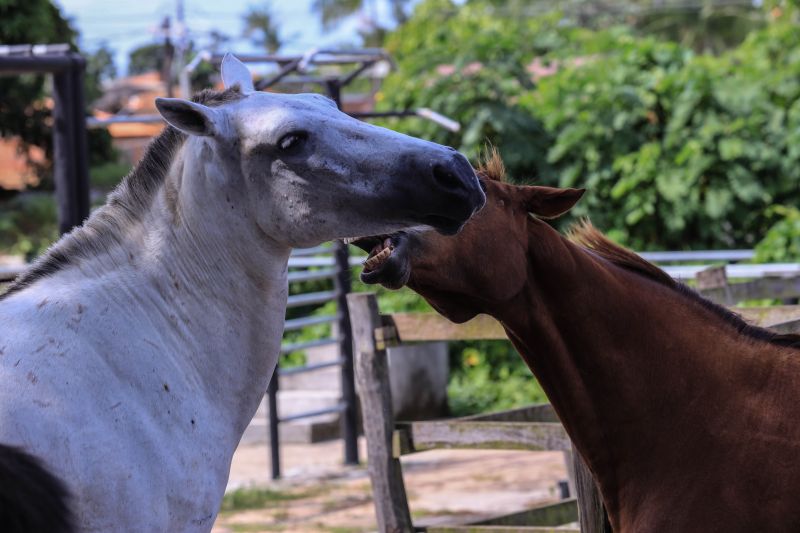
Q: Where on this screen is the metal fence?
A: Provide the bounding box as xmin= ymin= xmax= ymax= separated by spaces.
xmin=269 ymin=242 xmax=359 ymax=479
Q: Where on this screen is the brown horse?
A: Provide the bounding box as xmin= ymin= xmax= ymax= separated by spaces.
xmin=351 ymin=154 xmax=800 ymax=532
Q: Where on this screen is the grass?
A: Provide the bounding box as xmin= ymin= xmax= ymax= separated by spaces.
xmin=220 ymin=486 xmax=314 ymax=512
xmin=411 ymin=508 xmax=460 ymax=519
xmin=272 ymin=509 xmax=290 ymax=521
xmin=320 ymin=527 xmax=372 ymax=533
xmin=229 ymin=524 xmax=287 ymax=532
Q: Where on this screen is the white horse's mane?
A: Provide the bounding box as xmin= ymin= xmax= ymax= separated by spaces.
xmin=2 ymin=86 xmax=246 ymax=299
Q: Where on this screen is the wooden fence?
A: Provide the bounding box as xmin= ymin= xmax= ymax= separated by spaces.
xmin=347 ymin=284 xmax=800 ymax=533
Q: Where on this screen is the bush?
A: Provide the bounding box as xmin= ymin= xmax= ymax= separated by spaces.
xmin=381 ymin=1 xmax=800 ymax=251
xmin=526 ymin=22 xmax=800 ymax=250
xmin=90 ymin=161 xmax=130 ymax=191
xmin=0 ymin=193 xmax=58 ymax=260
xmin=754 ymin=206 xmax=800 ymax=263
xmin=378 ymin=0 xmax=606 ymax=181
xmin=447 ymin=340 xmax=547 ymax=417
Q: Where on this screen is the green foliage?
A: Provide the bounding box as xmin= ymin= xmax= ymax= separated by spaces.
xmin=90 ymin=161 xmax=130 ymax=191
xmin=0 ymin=1 xmax=116 ymax=193
xmin=448 ymin=341 xmax=547 ymax=416
xmin=754 ymin=206 xmax=800 ymax=263
xmin=85 ymin=43 xmax=117 ymax=104
xmin=242 ymin=3 xmax=284 ymax=54
xmin=527 ymin=21 xmax=800 ymax=249
xmin=378 ymin=0 xmax=563 ymax=180
xmin=128 ymin=43 xmax=167 ymax=76
xmin=0 ymin=193 xmax=58 ymax=260
xmin=220 ymin=487 xmax=313 ymax=512
xmin=311 ymin=0 xmax=411 ymax=32
xmin=0 ymin=159 xmax=125 ymax=257
xmin=381 ymin=1 xmax=800 ymax=250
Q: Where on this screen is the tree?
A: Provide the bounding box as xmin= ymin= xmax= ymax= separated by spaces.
xmin=311 ymin=0 xmax=411 ymax=46
xmin=242 ymin=4 xmax=283 ymax=54
xmin=312 ymin=0 xmax=411 ymax=29
xmin=379 ymin=0 xmax=800 ymax=250
xmin=88 ymin=43 xmax=117 ymax=83
xmin=85 ymin=43 xmax=117 ymax=104
xmin=468 ymin=0 xmax=764 ymax=54
xmin=128 ymin=42 xmax=167 ymax=76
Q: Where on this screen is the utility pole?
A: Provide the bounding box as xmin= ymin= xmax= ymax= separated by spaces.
xmin=175 ymin=0 xmax=189 ymax=97
xmin=161 ymin=16 xmax=174 ymax=97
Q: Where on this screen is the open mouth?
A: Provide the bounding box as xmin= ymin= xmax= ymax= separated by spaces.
xmin=347 ymin=236 xmax=395 ymax=273
xmin=343 ymin=233 xmax=411 ymax=289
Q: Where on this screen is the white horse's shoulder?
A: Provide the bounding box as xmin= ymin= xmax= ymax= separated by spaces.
xmin=1 ymin=280 xmax=228 ymax=531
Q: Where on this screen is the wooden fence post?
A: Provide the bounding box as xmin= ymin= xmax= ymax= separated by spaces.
xmin=347 ymin=293 xmax=414 ymax=533
xmin=573 ymin=451 xmax=613 ymax=533
xmin=696 ymin=265 xmax=733 ymax=306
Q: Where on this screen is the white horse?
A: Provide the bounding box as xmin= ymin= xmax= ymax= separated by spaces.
xmin=0 ymin=55 xmax=485 ymax=532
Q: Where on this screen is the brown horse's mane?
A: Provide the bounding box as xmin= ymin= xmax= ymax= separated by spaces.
xmin=461 ymin=149 xmax=797 ymax=350
xmin=1 ymin=86 xmax=245 ymax=300
xmin=569 ymin=220 xmax=800 ymax=349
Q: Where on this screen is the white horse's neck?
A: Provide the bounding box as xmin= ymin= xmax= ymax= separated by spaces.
xmin=147 ymin=142 xmax=292 ymax=434
xmin=51 ymin=140 xmax=291 ymax=438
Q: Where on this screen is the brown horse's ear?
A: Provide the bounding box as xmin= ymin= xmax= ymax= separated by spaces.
xmin=523 ymin=186 xmax=585 ymax=219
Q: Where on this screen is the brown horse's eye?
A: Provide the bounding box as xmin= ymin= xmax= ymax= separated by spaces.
xmin=277 ymin=131 xmax=308 ymax=152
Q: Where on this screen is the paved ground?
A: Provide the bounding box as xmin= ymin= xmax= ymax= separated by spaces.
xmin=213 ymin=438 xmax=568 ymax=533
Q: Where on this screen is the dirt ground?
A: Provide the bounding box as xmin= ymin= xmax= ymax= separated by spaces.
xmin=212 ymin=438 xmax=568 ymax=533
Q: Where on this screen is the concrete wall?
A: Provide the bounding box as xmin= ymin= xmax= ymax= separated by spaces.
xmin=387 ymin=342 xmax=449 ymax=421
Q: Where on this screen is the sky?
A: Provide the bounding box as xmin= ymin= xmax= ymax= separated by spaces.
xmin=53 ymin=0 xmax=407 ymax=76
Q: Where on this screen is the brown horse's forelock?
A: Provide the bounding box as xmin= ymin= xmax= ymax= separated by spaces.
xmin=476 ymin=148 xmax=506 ymax=183
xmin=568 ymin=220 xmax=800 ymax=350
xmin=1 ymin=87 xmax=245 ymax=300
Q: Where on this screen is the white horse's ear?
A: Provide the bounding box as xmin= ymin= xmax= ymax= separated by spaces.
xmin=221 ymin=53 xmax=255 ymax=93
xmin=155 ymin=97 xmax=220 ymax=137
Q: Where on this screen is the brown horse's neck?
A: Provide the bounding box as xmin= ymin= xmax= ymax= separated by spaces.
xmin=489 ymin=219 xmax=800 ymax=531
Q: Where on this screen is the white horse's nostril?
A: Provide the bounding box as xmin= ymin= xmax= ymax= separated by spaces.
xmin=433 ymin=163 xmax=464 ymax=190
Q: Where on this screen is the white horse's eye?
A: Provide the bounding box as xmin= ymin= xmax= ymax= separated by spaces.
xmin=278 ymin=132 xmax=307 ymax=152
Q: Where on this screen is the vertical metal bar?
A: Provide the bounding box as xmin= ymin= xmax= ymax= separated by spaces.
xmin=51 ymin=69 xmax=77 ymax=235
xmin=326 ymin=79 xmax=359 ymax=466
xmin=324 ymin=79 xmax=342 ymax=107
xmin=335 ymin=241 xmax=359 ymax=465
xmin=69 ymin=54 xmax=90 ymax=224
xmin=267 ymin=373 xmax=281 ymax=479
